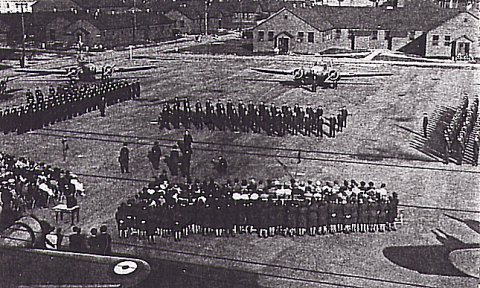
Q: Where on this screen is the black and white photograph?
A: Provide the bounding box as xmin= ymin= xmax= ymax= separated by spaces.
xmin=0 ymin=0 xmax=478 ymax=286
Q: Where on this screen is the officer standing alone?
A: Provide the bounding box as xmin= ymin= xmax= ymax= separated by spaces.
xmin=119 ymin=143 xmax=130 ymax=173
xmin=422 ymin=112 xmax=428 ymax=138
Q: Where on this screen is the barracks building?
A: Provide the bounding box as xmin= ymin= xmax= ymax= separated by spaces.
xmin=252 ymin=4 xmax=479 ymax=59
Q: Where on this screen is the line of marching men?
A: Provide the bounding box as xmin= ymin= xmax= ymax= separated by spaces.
xmin=115 ymin=177 xmax=398 ymax=243
xmin=0 ymin=80 xmax=140 ymax=134
xmin=444 ymin=95 xmax=479 ymax=164
xmin=159 ymin=99 xmax=349 ymax=137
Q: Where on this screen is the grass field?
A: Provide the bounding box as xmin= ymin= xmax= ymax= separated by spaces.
xmin=0 ymin=45 xmax=478 ymax=287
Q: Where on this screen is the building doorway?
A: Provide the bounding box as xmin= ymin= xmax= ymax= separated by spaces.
xmin=458 ymin=42 xmax=470 ymax=58
xmin=451 ymin=36 xmax=473 ymax=61
xmin=278 ymin=37 xmax=289 ymax=54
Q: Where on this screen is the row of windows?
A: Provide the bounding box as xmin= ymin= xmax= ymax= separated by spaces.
xmin=257 ymin=30 xmax=315 ymax=43
xmin=258 ymin=29 xmax=422 ymax=42
xmin=432 ymin=35 xmax=451 ymax=46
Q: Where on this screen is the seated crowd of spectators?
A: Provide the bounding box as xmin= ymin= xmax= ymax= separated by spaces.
xmin=0 ymin=80 xmax=140 ymax=134
xmin=444 ymin=95 xmax=479 ymax=164
xmin=116 ymin=176 xmax=399 ymax=243
xmin=0 ymin=151 xmax=84 ymax=222
xmin=158 ymin=99 xmax=348 ymax=138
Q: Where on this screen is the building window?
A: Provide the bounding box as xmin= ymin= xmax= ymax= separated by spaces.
xmin=284 ymin=15 xmax=288 ymax=20
xmin=178 ymin=20 xmax=185 ymax=28
xmin=267 ymin=31 xmax=274 ymax=41
xmin=444 ymin=35 xmax=450 ymax=46
xmin=335 ymin=29 xmax=341 ymax=39
xmin=258 ymin=30 xmax=264 ymax=41
xmin=432 ymin=35 xmax=439 ymax=46
xmin=384 ymin=30 xmax=390 ymax=40
xmin=307 ymin=32 xmax=314 ymax=43
xmin=348 ymin=29 xmax=353 ymax=39
xmin=409 ymin=31 xmax=416 ymax=41
xmin=371 ymin=31 xmax=378 ymax=40
xmin=297 ymin=31 xmax=304 ymax=42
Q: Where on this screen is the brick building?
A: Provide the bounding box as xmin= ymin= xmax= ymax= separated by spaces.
xmin=36 ymin=11 xmax=174 ymax=48
xmin=165 ymin=2 xmax=235 ymax=34
xmin=425 ymin=10 xmax=479 ymax=59
xmin=165 ymin=6 xmax=205 ymax=34
xmin=252 ymin=5 xmax=469 ymax=57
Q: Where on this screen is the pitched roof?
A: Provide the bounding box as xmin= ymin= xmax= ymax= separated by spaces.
xmin=289 ymin=8 xmax=334 ymax=31
xmin=166 ymin=4 xmax=204 ymax=20
xmin=276 ymin=4 xmax=462 ymax=32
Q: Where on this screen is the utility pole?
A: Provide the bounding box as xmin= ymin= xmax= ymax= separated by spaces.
xmin=204 ymin=0 xmax=208 ymax=36
xmin=16 ymin=3 xmax=27 ymax=68
xmin=132 ymin=0 xmax=137 ymax=44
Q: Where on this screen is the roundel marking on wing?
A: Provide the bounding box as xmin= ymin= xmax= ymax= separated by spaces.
xmin=113 ymin=260 xmax=138 ymax=275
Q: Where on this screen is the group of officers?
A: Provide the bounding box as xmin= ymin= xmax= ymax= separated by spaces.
xmin=443 ymin=95 xmax=479 ymax=165
xmin=115 ymin=177 xmax=399 ymax=243
xmin=0 ymin=80 xmax=141 ymax=134
xmin=159 ymin=99 xmax=349 ymax=137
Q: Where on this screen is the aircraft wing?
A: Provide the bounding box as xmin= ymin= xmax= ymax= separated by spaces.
xmin=0 ymin=247 xmax=151 ymax=287
xmin=114 ymin=65 xmax=156 ymax=73
xmin=0 ymin=215 xmax=150 ymax=287
xmin=252 ymin=68 xmax=294 ymax=75
xmin=339 ymin=71 xmax=393 ymax=78
xmin=15 ymin=68 xmax=68 ymax=75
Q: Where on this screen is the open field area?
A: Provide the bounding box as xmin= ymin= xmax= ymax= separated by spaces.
xmin=0 ymin=46 xmax=479 ymax=287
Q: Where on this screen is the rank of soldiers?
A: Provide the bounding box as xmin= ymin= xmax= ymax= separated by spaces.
xmin=0 ymin=80 xmax=141 ymax=134
xmin=116 ymin=177 xmax=398 ymax=243
xmin=158 ymin=99 xmax=349 ymax=138
xmin=443 ymin=95 xmax=479 ymax=165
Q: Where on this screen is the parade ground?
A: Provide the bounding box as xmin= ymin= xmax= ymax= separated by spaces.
xmin=0 ymin=42 xmax=478 ymax=287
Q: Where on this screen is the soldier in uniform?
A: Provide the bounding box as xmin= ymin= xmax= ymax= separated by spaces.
xmin=329 ymin=115 xmax=337 ymax=138
xmin=159 ymin=104 xmax=171 ymax=130
xmin=341 ymin=106 xmax=348 ymax=128
xmin=337 ymin=111 xmax=343 ymax=132
xmin=182 ymin=130 xmax=192 ymax=150
xmin=194 ymin=101 xmax=204 ymax=129
xmin=98 ymin=96 xmax=106 ymax=117
xmin=205 ymin=99 xmax=214 ymax=131
xmin=168 ymin=145 xmax=180 ymax=176
xmin=238 ymin=100 xmax=247 ymax=132
xmin=473 ymin=133 xmax=479 ymax=166
xmin=119 ymin=143 xmax=130 ymax=173
xmin=422 ymin=112 xmax=428 ymax=138
xmin=444 ymin=128 xmax=451 ymax=164
xmin=148 ymin=141 xmax=162 ymax=170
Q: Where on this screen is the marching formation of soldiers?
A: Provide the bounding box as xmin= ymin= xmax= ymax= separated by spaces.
xmin=443 ymin=95 xmax=479 ymax=165
xmin=116 ymin=177 xmax=398 ymax=243
xmin=159 ymin=99 xmax=348 ymax=137
xmin=0 ymin=80 xmax=140 ymax=134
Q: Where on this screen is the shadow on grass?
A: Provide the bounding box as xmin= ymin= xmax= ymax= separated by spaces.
xmin=445 ymin=214 xmax=480 ymax=235
xmin=383 ymin=228 xmax=479 ymax=277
